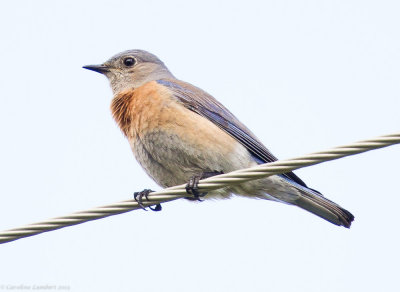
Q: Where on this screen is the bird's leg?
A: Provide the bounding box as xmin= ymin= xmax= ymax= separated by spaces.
xmin=185 ymin=171 xmax=224 ymax=201
xmin=133 ymin=189 xmax=162 ymax=211
xmin=186 ymin=176 xmax=202 ymax=200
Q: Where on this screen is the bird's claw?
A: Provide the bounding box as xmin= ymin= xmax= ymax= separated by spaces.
xmin=133 ymin=189 xmax=162 ymax=211
xmin=185 ymin=171 xmax=224 ymax=201
xmin=185 ymin=176 xmax=205 ymax=201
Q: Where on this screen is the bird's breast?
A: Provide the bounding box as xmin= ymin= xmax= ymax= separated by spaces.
xmin=111 ymin=81 xmax=235 ymax=151
xmin=110 ymin=81 xmax=254 ymax=187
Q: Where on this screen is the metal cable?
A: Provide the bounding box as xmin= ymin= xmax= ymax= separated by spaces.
xmin=1 ymin=132 xmax=399 ymax=244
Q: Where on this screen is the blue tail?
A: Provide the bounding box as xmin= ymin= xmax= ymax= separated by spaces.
xmin=278 ymin=175 xmax=354 ymax=228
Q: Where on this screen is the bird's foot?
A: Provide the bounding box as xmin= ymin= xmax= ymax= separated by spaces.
xmin=185 ymin=171 xmax=223 ymax=201
xmin=133 ymin=189 xmax=162 ymax=211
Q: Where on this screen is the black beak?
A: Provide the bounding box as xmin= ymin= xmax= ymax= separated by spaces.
xmin=82 ymin=64 xmax=110 ymax=74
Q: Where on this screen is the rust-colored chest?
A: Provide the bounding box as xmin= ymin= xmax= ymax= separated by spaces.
xmin=110 ymin=81 xmax=174 ymax=138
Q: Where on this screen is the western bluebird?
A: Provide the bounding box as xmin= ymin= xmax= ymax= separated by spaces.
xmin=83 ymin=49 xmax=354 ymax=228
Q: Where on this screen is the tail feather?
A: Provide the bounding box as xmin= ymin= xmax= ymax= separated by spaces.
xmin=280 ymin=176 xmax=355 ymax=228
xmin=295 ymin=191 xmax=354 ymax=228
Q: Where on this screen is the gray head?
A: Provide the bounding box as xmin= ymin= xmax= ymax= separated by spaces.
xmin=83 ymin=49 xmax=174 ymax=94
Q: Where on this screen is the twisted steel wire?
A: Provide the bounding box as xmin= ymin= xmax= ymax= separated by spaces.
xmin=0 ymin=132 xmax=399 ymax=244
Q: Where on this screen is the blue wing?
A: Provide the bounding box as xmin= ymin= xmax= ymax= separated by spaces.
xmin=157 ymin=79 xmax=311 ymax=189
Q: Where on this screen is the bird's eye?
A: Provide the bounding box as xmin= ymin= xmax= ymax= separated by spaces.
xmin=123 ymin=57 xmax=136 ymax=67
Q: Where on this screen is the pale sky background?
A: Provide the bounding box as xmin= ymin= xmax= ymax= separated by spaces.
xmin=1 ymin=1 xmax=400 ymax=291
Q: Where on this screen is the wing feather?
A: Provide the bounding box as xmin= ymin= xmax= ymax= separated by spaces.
xmin=157 ymin=79 xmax=308 ymax=188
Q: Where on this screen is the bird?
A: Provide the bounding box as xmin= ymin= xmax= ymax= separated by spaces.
xmin=83 ymin=49 xmax=354 ymax=228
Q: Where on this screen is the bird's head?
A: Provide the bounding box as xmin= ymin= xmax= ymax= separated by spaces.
xmin=83 ymin=49 xmax=174 ymax=95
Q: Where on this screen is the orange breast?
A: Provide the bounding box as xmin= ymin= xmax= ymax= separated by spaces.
xmin=111 ymin=81 xmax=237 ymax=156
